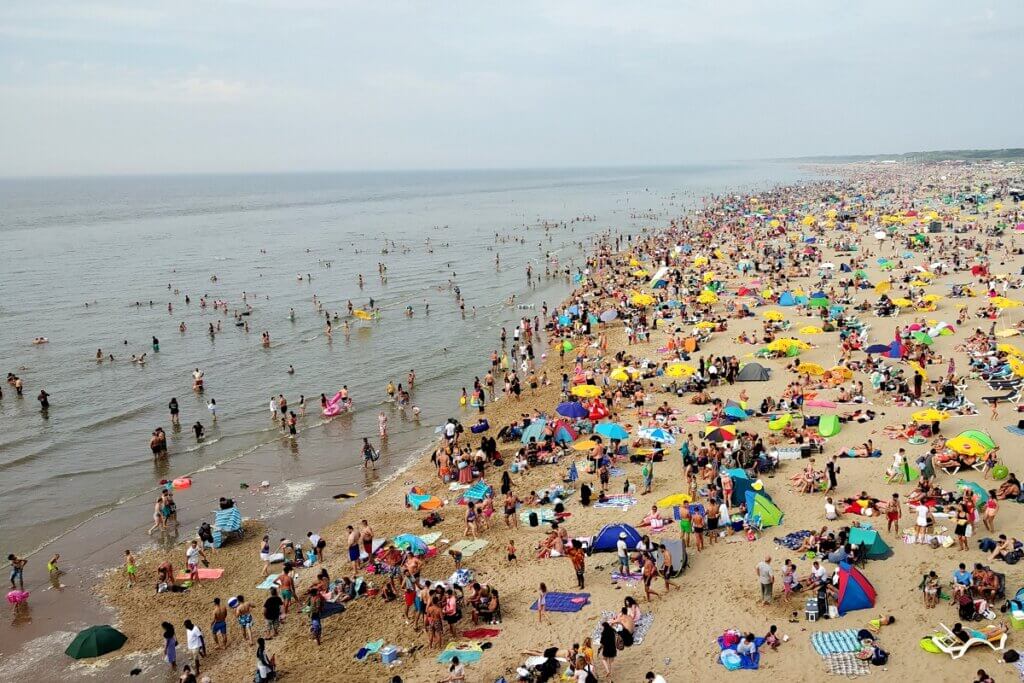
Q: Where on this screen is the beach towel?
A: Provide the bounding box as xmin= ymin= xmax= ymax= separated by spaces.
xmin=354 ymin=638 xmax=386 ymax=660
xmin=418 ymin=532 xmax=442 ymax=545
xmin=321 ymin=601 xmax=345 ymax=619
xmin=811 ymin=629 xmax=862 ymax=655
xmin=448 ymin=569 xmax=475 ymax=587
xmin=594 ymin=495 xmax=637 ymax=509
xmin=773 ymin=530 xmax=813 ymax=551
xmin=462 ymin=481 xmax=493 ymax=503
xmin=462 ymin=628 xmax=500 ymax=639
xmin=437 ymin=641 xmax=484 ymax=664
xmin=519 ymin=508 xmax=555 ymax=526
xmin=531 ymin=592 xmax=591 ymax=612
xmin=1006 ymin=426 xmax=1024 ymax=437
xmin=590 ymin=611 xmax=654 ymax=645
xmin=174 ymin=568 xmax=224 ymax=581
xmin=717 ymin=635 xmax=764 ymax=670
xmin=257 ymin=574 xmax=279 ymax=590
xmin=822 ymin=652 xmax=870 ymax=676
xmin=450 ymin=539 xmax=489 ymax=559
xmin=611 ymin=571 xmax=644 ymax=584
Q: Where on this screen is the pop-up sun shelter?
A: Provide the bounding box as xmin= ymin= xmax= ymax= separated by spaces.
xmin=848 ymin=527 xmax=891 ymax=559
xmin=736 ymin=363 xmax=770 ymax=382
xmin=836 ymin=562 xmax=877 ymax=614
xmin=725 ymin=468 xmax=755 ymax=507
xmin=745 ymin=490 xmax=783 ymax=528
xmin=590 ymin=523 xmax=641 ymax=552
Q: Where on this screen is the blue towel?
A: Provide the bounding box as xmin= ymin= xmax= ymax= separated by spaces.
xmin=530 ymin=592 xmax=590 ymax=612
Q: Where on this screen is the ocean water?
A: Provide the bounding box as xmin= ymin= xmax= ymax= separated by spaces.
xmin=0 ymin=164 xmax=805 ymax=555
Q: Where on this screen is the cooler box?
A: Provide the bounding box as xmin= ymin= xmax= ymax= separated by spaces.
xmin=380 ymin=646 xmax=399 ymax=664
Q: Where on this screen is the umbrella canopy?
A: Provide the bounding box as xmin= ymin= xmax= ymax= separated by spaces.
xmin=946 ymin=430 xmax=996 ymax=455
xmin=631 ymin=293 xmax=655 ymax=307
xmin=865 ymin=343 xmax=890 ymax=354
xmin=65 ymin=625 xmax=127 ymax=659
xmin=957 ymin=479 xmax=990 ymax=504
xmin=997 ymin=343 xmax=1022 ymax=357
xmin=911 ymin=332 xmax=934 ymax=345
xmin=600 ymin=310 xmax=618 ymax=322
xmin=571 ymin=384 xmax=602 ymax=398
xmin=799 ymin=325 xmax=823 ymax=335
xmin=696 ymin=291 xmax=719 ymax=304
xmin=892 ymin=298 xmax=913 ymax=308
xmin=520 ymin=419 xmax=547 ymax=444
xmin=572 ymin=439 xmax=597 ymax=451
xmin=594 ymin=422 xmax=629 ymax=440
xmin=695 ymin=321 xmax=717 ymax=330
xmin=704 ymin=425 xmax=736 ymax=442
xmin=393 ymin=534 xmax=428 ymax=555
xmin=556 ymin=402 xmax=589 ymax=419
xmin=795 ymin=362 xmax=825 ymax=375
xmin=638 ymin=427 xmax=676 ymax=444
xmin=762 ymin=310 xmax=785 ymax=321
xmin=665 ymin=363 xmax=696 ymax=378
xmin=609 ymin=367 xmax=638 ymax=382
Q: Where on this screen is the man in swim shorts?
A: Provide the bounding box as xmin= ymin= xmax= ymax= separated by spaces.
xmin=347 ymin=525 xmax=360 ymax=571
xmin=211 ymin=597 xmax=228 ymax=649
xmin=235 ymin=595 xmax=254 ymax=645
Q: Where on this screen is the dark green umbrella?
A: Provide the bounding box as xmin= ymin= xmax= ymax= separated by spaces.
xmin=65 ymin=625 xmax=127 ymax=659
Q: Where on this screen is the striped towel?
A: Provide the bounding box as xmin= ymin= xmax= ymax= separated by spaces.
xmin=811 ymin=629 xmax=862 ymax=655
xmin=594 ymin=496 xmax=637 ymax=509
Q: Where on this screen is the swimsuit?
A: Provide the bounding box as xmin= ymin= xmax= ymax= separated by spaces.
xmin=212 ymin=620 xmax=227 ymax=635
xmin=238 ymin=613 xmax=253 ymax=627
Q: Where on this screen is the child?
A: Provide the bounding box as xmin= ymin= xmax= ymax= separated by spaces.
xmin=764 ymin=624 xmax=781 ymax=651
xmin=867 ymin=615 xmax=895 ymax=634
xmin=448 ymin=549 xmax=463 ymax=570
xmin=506 ymin=539 xmax=517 ymax=564
xmin=537 ymin=582 xmax=548 ymax=624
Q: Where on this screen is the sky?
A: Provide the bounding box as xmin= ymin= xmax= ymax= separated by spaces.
xmin=0 ymin=1 xmax=1022 ymax=176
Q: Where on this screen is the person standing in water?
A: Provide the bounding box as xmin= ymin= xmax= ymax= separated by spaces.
xmin=169 ymin=397 xmax=180 ymax=426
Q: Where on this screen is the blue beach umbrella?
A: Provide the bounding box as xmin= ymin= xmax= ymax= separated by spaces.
xmin=557 ymin=402 xmax=589 ymax=419
xmin=638 ymin=427 xmax=675 ymax=444
xmin=520 ymin=419 xmax=547 ymax=444
xmin=393 ymin=534 xmax=427 ymax=555
xmin=594 ymin=422 xmax=629 ymax=440
xmin=865 ymin=344 xmax=890 ymax=354
xmin=600 ymin=310 xmax=618 ymax=322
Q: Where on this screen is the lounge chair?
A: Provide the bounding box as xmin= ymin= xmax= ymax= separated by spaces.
xmin=929 ymin=622 xmax=1007 ymax=659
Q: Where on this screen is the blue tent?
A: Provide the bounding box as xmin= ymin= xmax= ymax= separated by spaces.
xmin=885 ymin=340 xmax=903 ymax=359
xmin=836 ymin=562 xmax=877 ymax=614
xmin=591 ymin=523 xmax=641 ymax=552
xmin=778 ymin=292 xmax=796 ymax=306
xmin=394 ymin=534 xmax=428 ymax=556
xmin=521 ymin=419 xmax=547 ymax=444
xmin=725 ymin=468 xmax=756 ymax=507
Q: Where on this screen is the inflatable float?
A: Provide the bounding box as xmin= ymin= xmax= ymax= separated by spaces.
xmin=322 ymin=391 xmax=352 ymax=417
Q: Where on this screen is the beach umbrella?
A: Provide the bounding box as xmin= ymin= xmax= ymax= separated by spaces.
xmin=946 ymin=431 xmax=995 ymax=455
xmin=571 ymin=384 xmax=602 ymax=398
xmin=631 ymin=293 xmax=655 ymax=307
xmin=911 ymin=331 xmax=934 ymax=345
xmin=695 ymin=321 xmax=717 ymax=330
xmin=594 ymin=422 xmax=629 ymax=440
xmin=997 ymin=343 xmax=1023 ymax=357
xmin=762 ymin=310 xmax=785 ymax=321
xmin=912 ymin=409 xmax=948 ymax=423
xmin=600 ymin=310 xmax=618 ymax=322
xmin=907 ymin=361 xmax=929 ymax=379
xmin=892 ymin=298 xmax=913 ymax=308
xmin=922 ymin=294 xmax=943 ymax=303
xmin=638 ymin=427 xmax=676 ymax=445
xmin=799 ymin=325 xmax=823 ymax=335
xmin=956 ymin=479 xmax=990 ymax=504
xmin=558 ymin=315 xmax=571 ymax=326
xmin=827 ymin=365 xmax=853 ymax=379
xmin=561 ymin=340 xmax=574 ymax=352
xmin=587 ymin=401 xmax=610 ymax=420
xmin=874 ymin=281 xmax=891 ymax=294
xmin=65 ymin=625 xmax=127 ymax=659
xmin=1009 ymin=356 xmax=1024 ymax=377
xmin=572 ymin=439 xmax=597 ymax=451
xmin=665 ymin=363 xmax=696 ymax=378
xmin=796 ymin=362 xmax=825 ymax=376
xmin=865 ymin=344 xmax=890 ymax=354
xmin=556 ymin=402 xmax=589 ymax=419
xmin=991 ymin=297 xmax=1022 ymax=309
xmin=704 ymin=425 xmax=736 ymax=442
xmin=393 ymin=534 xmax=428 ymax=556
xmin=353 ymin=309 xmax=372 ymax=320
xmin=696 ymin=291 xmax=718 ymax=304
xmin=609 ymin=367 xmax=635 ymax=382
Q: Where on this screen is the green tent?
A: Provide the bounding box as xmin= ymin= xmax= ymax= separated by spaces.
xmin=849 ymin=527 xmax=891 ymax=559
xmin=818 ymin=414 xmax=841 ymax=437
xmin=746 ymin=491 xmax=783 ymax=528
xmin=808 ymin=297 xmax=830 ymax=309
xmin=65 ymin=625 xmax=127 ymax=659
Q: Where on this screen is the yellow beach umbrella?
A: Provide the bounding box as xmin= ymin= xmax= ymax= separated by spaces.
xmin=910 ymin=279 xmax=929 ymax=287
xmin=702 ymin=271 xmax=716 ymax=283
xmin=874 ymin=281 xmax=891 ymax=294
xmin=572 ymin=439 xmax=597 ymax=451
xmin=799 ymin=325 xmax=823 ymax=335
xmin=1009 ymin=356 xmax=1024 ymax=377
xmin=693 ymin=256 xmax=709 ymax=267
xmin=828 ymin=365 xmax=853 ymax=379
xmin=609 ymin=367 xmax=637 ymax=382
xmin=795 ymin=362 xmax=825 ymax=375
xmin=631 ymin=293 xmax=655 ymax=307
xmin=665 ymin=363 xmax=696 ymax=378
xmin=912 ymin=409 xmax=948 ymax=423
xmin=892 ymin=298 xmax=913 ymax=308
xmin=762 ymin=310 xmax=784 ymax=321
xmin=631 ymin=269 xmax=649 ymax=278
xmin=695 ymin=321 xmax=717 ymax=330
xmin=992 ymin=297 xmax=1023 ymax=309
xmin=696 ymin=291 xmax=719 ymax=304
xmin=907 ymin=361 xmax=929 ymax=380
xmin=922 ymin=294 xmax=943 ymax=303
xmin=571 ymin=384 xmax=603 ymax=398
xmin=997 ymin=343 xmax=1023 ymax=357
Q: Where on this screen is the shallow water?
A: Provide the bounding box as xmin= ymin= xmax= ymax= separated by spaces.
xmin=0 ymin=164 xmax=805 ymax=556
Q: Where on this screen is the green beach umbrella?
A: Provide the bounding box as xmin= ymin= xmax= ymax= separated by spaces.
xmin=561 ymin=340 xmax=574 ymax=352
xmin=911 ymin=332 xmax=934 ymax=345
xmin=808 ymin=297 xmax=830 ymax=309
xmin=65 ymin=625 xmax=127 ymax=659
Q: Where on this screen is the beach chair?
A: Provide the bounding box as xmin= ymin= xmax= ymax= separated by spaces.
xmin=212 ymin=506 xmax=243 ymax=548
xmin=929 ymin=622 xmax=1007 ymax=659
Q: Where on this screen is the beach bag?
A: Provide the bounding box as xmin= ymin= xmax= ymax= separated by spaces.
xmin=583 ymin=666 xmax=599 ymax=683
xmin=958 ymin=594 xmax=978 ymax=620
xmin=980 ymin=538 xmax=997 ymax=552
xmin=1005 ymin=549 xmax=1023 ymax=565
xmin=528 ymin=512 xmax=539 ymax=527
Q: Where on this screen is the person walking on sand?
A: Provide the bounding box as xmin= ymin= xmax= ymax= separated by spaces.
xmin=536 ymin=582 xmax=549 ymax=624
xmin=235 ymin=595 xmax=254 ymax=645
xmin=211 ymin=597 xmax=228 ymax=649
xmin=124 ymin=549 xmax=137 ymax=588
xmin=756 ymin=555 xmax=774 ymax=605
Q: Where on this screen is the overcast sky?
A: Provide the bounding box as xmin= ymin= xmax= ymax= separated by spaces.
xmin=1 ymin=1 xmax=1022 ymax=176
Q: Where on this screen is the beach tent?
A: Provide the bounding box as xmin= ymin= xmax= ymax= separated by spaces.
xmin=778 ymin=291 xmax=797 ymax=306
xmin=745 ymin=490 xmax=783 ymax=528
xmin=393 ymin=534 xmax=428 ymax=556
xmin=520 ymin=419 xmax=547 ymax=444
xmin=737 ymin=363 xmax=770 ymax=382
xmin=552 ymin=419 xmax=578 ymax=445
xmin=849 ymin=527 xmax=891 ymax=559
xmin=591 ymin=523 xmax=642 ymax=552
xmin=836 ymin=563 xmax=877 ymax=614
xmin=649 ymin=266 xmax=670 ymax=289
xmin=818 ymin=415 xmax=841 ymax=438
xmin=661 ymin=537 xmax=689 ymax=577
xmin=885 ymin=340 xmax=904 ymax=359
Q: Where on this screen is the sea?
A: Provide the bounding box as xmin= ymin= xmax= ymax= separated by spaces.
xmin=0 ymin=163 xmax=807 ymax=673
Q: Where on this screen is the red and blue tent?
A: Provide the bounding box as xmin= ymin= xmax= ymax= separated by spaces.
xmin=836 ymin=562 xmax=876 ymax=614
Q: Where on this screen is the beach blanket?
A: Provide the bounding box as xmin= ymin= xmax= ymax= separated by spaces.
xmin=462 ymin=481 xmax=493 ymax=503
xmin=450 ymin=539 xmax=489 ymax=558
xmin=519 ymin=508 xmax=555 ymax=526
xmin=174 ymin=568 xmax=224 ymax=581
xmin=321 ymin=601 xmax=345 ymax=619
xmin=462 ymin=628 xmax=500 ymax=639
xmin=531 ymin=592 xmax=591 ymax=612
xmin=717 ymin=635 xmax=764 ymax=670
xmin=1007 ymin=426 xmax=1024 ymax=437
xmin=773 ymin=530 xmax=812 ymax=551
xmin=810 ymin=629 xmax=862 ymax=655
xmin=437 ymin=641 xmax=484 ymax=664
xmin=418 ymin=532 xmax=442 ymax=545
xmin=610 ymin=571 xmax=644 ymax=584
xmin=822 ymin=652 xmax=870 ymax=676
xmin=257 ymin=574 xmax=279 ymax=590
xmin=902 ymin=533 xmax=952 ymax=546
xmin=590 ymin=611 xmax=654 ymax=645
xmin=594 ymin=495 xmax=637 ymax=509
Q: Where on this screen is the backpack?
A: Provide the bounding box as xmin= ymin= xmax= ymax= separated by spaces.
xmin=870 ymin=645 xmax=888 ymax=666
xmin=584 ymin=666 xmax=599 ymax=683
xmin=958 ymin=594 xmax=978 ymax=621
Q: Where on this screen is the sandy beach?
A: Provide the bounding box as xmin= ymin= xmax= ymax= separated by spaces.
xmin=65 ymin=161 xmax=1024 ymax=682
